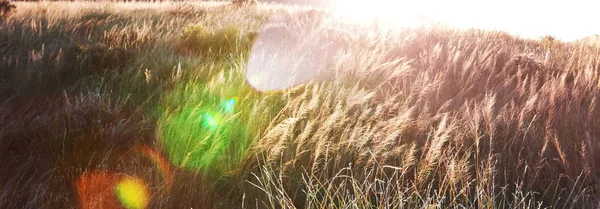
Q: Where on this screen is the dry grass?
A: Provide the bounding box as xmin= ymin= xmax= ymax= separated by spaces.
xmin=0 ymin=0 xmax=16 ymax=21
xmin=1 ymin=1 xmax=600 ymax=208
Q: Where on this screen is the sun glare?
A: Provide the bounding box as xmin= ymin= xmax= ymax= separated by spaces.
xmin=332 ymin=0 xmax=426 ymax=27
xmin=330 ymin=0 xmax=600 ymax=41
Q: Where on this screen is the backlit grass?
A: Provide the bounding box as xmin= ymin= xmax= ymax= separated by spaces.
xmin=1 ymin=1 xmax=600 ymax=209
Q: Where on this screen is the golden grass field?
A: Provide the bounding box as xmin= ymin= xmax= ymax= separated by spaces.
xmin=1 ymin=1 xmax=600 ymax=208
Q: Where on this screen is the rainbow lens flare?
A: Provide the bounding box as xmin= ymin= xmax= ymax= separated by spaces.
xmin=116 ymin=177 xmax=150 ymax=209
xmin=133 ymin=145 xmax=173 ymax=186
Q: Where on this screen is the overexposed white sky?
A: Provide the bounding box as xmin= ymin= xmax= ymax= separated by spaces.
xmin=333 ymin=0 xmax=600 ymax=41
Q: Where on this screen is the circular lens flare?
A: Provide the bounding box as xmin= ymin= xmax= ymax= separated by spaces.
xmin=116 ymin=177 xmax=149 ymax=209
xmin=245 ymin=12 xmax=335 ymax=92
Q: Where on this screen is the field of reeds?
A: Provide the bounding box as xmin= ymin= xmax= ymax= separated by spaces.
xmin=1 ymin=1 xmax=599 ymax=208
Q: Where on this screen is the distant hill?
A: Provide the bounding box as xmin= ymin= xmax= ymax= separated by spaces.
xmin=259 ymin=0 xmax=335 ymax=7
xmin=573 ymin=34 xmax=600 ymax=46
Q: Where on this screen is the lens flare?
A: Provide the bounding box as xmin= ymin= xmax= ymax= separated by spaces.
xmin=201 ymin=112 xmax=221 ymax=130
xmin=133 ymin=145 xmax=173 ymax=188
xmin=332 ymin=0 xmax=426 ymax=27
xmin=221 ymin=98 xmax=237 ymax=113
xmin=76 ymin=172 xmax=122 ymax=209
xmin=245 ymin=12 xmax=335 ymax=92
xmin=76 ymin=172 xmax=151 ymax=209
xmin=248 ymin=74 xmax=263 ymax=87
xmin=116 ymin=177 xmax=150 ymax=209
xmin=158 ymin=84 xmax=250 ymax=176
xmin=247 ymin=71 xmax=270 ymax=90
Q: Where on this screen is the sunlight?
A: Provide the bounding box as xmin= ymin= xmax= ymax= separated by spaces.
xmin=332 ymin=0 xmax=426 ymax=27
xmin=330 ymin=0 xmax=600 ymax=41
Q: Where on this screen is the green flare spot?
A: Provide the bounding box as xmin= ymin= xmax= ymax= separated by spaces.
xmin=157 ymin=65 xmax=284 ymax=177
xmin=202 ymin=112 xmax=221 ymax=130
xmin=221 ymin=98 xmax=236 ymax=113
xmin=159 ymin=88 xmax=248 ymax=176
xmin=115 ymin=177 xmax=149 ymax=209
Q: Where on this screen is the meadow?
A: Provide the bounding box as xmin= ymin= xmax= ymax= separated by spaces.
xmin=1 ymin=1 xmax=599 ymax=208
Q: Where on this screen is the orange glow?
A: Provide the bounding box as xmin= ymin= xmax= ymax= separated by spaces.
xmin=76 ymin=172 xmax=151 ymax=209
xmin=76 ymin=172 xmax=123 ymax=209
xmin=133 ymin=145 xmax=173 ymax=188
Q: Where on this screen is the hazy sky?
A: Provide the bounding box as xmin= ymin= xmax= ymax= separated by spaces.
xmin=333 ymin=0 xmax=600 ymax=41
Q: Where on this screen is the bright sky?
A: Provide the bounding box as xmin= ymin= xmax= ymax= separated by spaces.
xmin=247 ymin=0 xmax=600 ymax=92
xmin=333 ymin=0 xmax=600 ymax=41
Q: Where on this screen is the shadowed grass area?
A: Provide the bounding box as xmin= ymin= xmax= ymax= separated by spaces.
xmin=172 ymin=24 xmax=257 ymax=58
